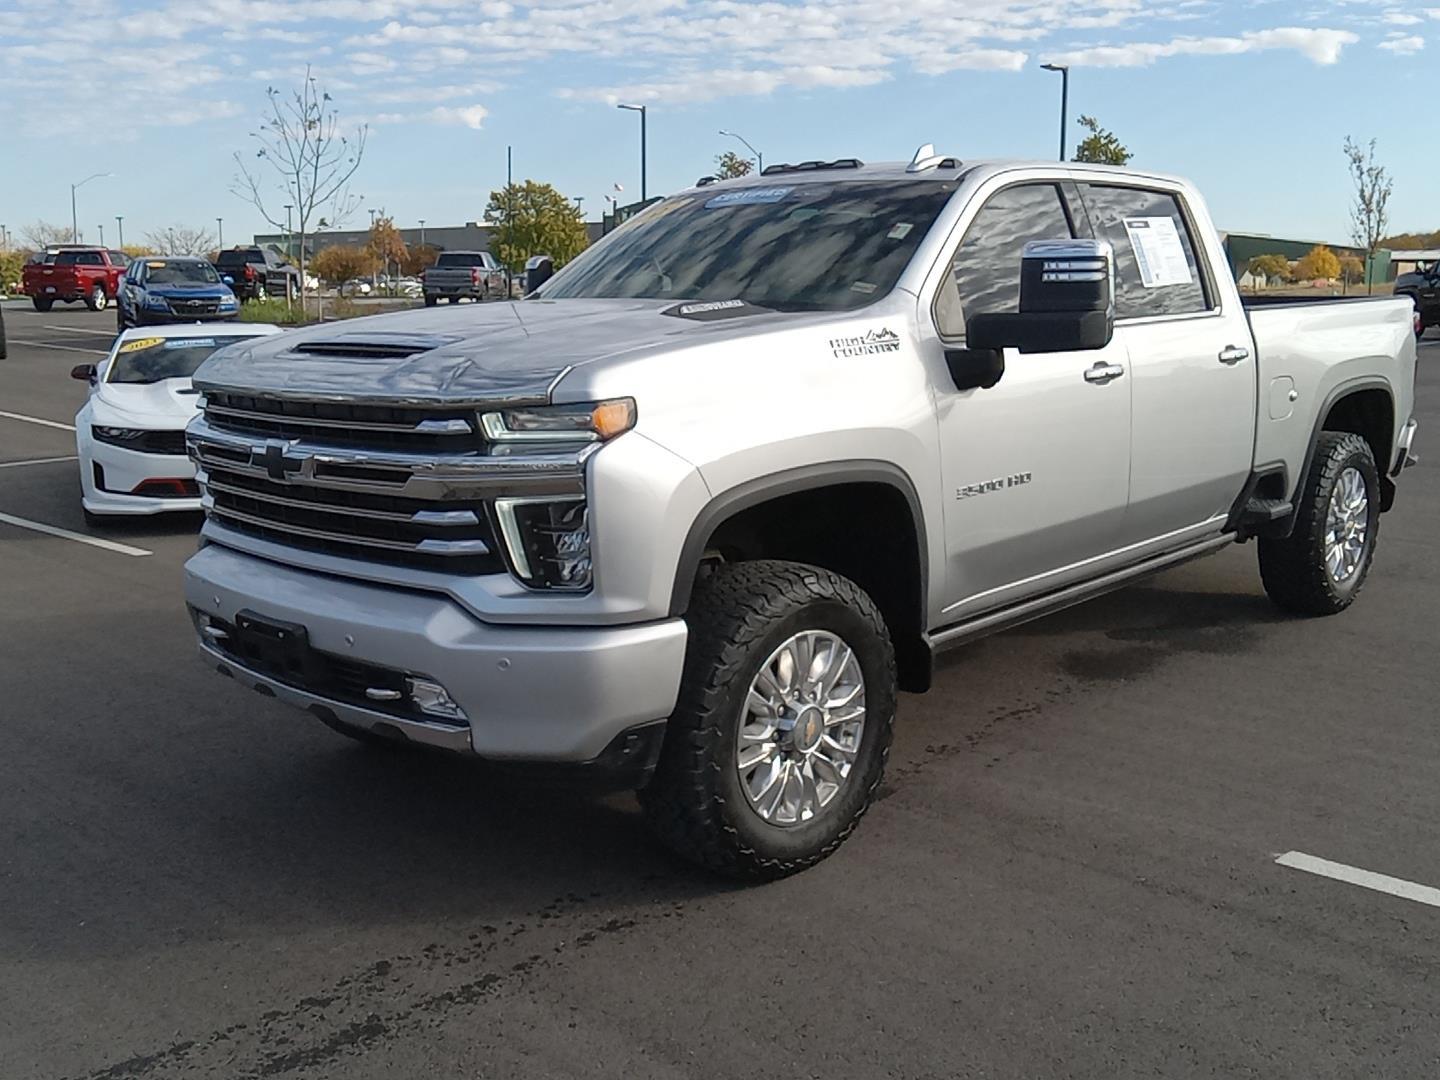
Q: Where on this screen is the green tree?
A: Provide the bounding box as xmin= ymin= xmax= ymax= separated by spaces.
xmin=714 ymin=150 xmax=754 ymax=179
xmin=484 ymin=180 xmax=590 ymax=273
xmin=1295 ymin=244 xmax=1341 ymax=282
xmin=0 ymin=250 xmax=24 ymax=294
xmin=1073 ymin=116 xmax=1132 ymax=166
xmin=1247 ymin=254 xmax=1291 ymax=288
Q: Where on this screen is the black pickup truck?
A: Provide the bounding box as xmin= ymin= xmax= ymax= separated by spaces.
xmin=1395 ymin=259 xmax=1438 ymax=338
xmin=213 ymin=247 xmax=301 ymax=302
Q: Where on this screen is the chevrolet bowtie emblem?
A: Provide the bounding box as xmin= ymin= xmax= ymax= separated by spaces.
xmin=252 ymin=440 xmax=308 ymax=483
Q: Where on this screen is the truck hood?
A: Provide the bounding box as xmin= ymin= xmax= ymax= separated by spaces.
xmin=192 ymin=297 xmax=814 ymax=404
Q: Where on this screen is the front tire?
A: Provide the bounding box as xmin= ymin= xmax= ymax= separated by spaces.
xmin=640 ymin=561 xmax=896 ymax=880
xmin=1259 ymin=431 xmax=1380 ymax=616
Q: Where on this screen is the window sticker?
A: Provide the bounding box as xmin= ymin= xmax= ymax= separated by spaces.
xmin=704 ymin=187 xmax=793 ymax=208
xmin=850 ymin=281 xmax=878 ymax=294
xmin=1122 ymin=216 xmax=1193 ymax=288
xmin=118 ymin=337 xmax=166 ymax=353
xmin=164 ymin=338 xmax=217 ymax=350
xmin=887 ymin=223 xmax=914 ymax=240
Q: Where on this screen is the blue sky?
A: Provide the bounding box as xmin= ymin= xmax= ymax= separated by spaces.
xmin=0 ymin=0 xmax=1434 ymax=251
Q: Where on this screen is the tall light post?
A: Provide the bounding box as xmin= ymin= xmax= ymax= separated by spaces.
xmin=718 ymin=129 xmax=763 ymax=174
xmin=115 ymin=216 xmax=124 ymax=249
xmin=98 ymin=224 xmax=105 ymax=247
xmin=616 ymin=103 xmax=647 ymax=202
xmin=573 ymin=196 xmax=585 ymax=215
xmin=418 ymin=218 xmax=426 ymax=249
xmin=70 ymin=172 xmax=112 ymax=243
xmin=1040 ymin=63 xmax=1070 ymax=162
xmin=216 ymin=217 xmax=224 ymax=248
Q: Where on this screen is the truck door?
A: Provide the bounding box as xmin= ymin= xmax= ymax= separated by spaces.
xmin=1077 ymin=183 xmax=1256 ymax=543
xmin=927 ymin=179 xmax=1132 ymax=622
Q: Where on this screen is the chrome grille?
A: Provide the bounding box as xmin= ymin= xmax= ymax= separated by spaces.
xmin=203 ymin=391 xmax=485 ymax=451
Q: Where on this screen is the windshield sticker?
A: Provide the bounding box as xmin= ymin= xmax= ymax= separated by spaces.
xmin=661 ymin=299 xmax=771 ymax=321
xmin=850 ymin=282 xmax=878 ymax=295
xmin=118 ymin=337 xmax=166 ymax=353
xmin=887 ymin=223 xmax=914 ymax=240
xmin=1122 ymin=217 xmax=1193 ymax=288
xmin=829 ymin=328 xmax=901 ymax=358
xmin=704 ymin=187 xmax=792 ymax=208
xmin=163 ymin=338 xmax=217 ymax=350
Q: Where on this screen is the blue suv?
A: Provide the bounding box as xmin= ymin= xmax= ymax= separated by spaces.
xmin=117 ymin=257 xmax=241 ymax=329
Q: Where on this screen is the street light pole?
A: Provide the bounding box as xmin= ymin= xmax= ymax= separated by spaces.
xmin=617 ymin=104 xmax=647 ymax=201
xmin=70 ymin=172 xmax=112 ymax=243
xmin=718 ymin=129 xmax=763 ymax=173
xmin=216 ymin=217 xmax=224 ymax=248
xmin=116 ymin=216 xmax=124 ymax=249
xmin=1040 ymin=63 xmax=1070 ymax=161
xmin=418 ymin=219 xmax=426 ymax=249
xmin=98 ymin=224 xmax=105 ymax=247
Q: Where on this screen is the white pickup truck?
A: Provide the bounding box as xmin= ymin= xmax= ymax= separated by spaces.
xmin=183 ymin=149 xmax=1418 ymax=879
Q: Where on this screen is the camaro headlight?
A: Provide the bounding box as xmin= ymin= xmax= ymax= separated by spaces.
xmin=92 ymin=426 xmax=146 ymax=446
xmin=143 ymin=294 xmax=169 ymax=310
xmin=494 ymin=497 xmax=591 ymax=590
xmin=480 ymin=399 xmax=635 ymax=444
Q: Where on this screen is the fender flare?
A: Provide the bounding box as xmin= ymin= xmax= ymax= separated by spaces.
xmin=667 ymin=460 xmax=930 ymax=619
xmin=1288 ymin=375 xmax=1396 ymax=530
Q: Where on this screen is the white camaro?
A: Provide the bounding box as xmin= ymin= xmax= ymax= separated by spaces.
xmin=74 ymin=323 xmax=282 ymax=520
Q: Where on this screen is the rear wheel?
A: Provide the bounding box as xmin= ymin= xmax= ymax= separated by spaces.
xmin=424 ymin=294 xmax=438 ymax=308
xmin=32 ymin=297 xmax=53 ymax=312
xmin=640 ymin=561 xmax=896 ymax=880
xmin=85 ymin=285 xmax=108 ymax=312
xmin=1259 ymin=431 xmax=1380 ymax=616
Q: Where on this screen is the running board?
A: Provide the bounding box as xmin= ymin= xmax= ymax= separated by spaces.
xmin=925 ymin=533 xmax=1237 ymax=654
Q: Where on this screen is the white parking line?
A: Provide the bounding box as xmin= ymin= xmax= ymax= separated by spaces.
xmin=0 ymin=456 xmax=78 ymax=469
xmin=0 ymin=410 xmax=76 ymax=432
xmin=0 ymin=510 xmax=151 ymax=557
xmin=1276 ymin=851 xmax=1440 ymax=909
xmin=43 ymin=325 xmax=117 ymax=337
xmin=9 ymin=339 xmax=109 ymax=356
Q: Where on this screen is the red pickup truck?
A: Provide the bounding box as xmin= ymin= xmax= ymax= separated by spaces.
xmin=22 ymin=247 xmax=130 ymax=312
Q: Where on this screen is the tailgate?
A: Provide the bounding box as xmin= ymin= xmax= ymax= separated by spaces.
xmin=25 ymin=265 xmax=79 ymax=292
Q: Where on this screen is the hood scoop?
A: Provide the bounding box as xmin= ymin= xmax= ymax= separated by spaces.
xmin=291 ymin=333 xmax=459 ymax=360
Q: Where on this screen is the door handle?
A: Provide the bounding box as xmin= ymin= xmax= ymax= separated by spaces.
xmin=1218 ymin=345 xmax=1250 ymax=365
xmin=1083 ymin=362 xmax=1125 ymax=385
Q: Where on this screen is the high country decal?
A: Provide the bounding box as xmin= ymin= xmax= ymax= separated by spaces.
xmin=829 ymin=328 xmax=902 ymax=358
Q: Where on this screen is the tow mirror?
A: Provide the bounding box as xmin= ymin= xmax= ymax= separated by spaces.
xmin=71 ymin=363 xmax=98 ymax=384
xmin=222 ymin=275 xmax=235 ymax=286
xmin=966 ymin=239 xmax=1115 ymax=355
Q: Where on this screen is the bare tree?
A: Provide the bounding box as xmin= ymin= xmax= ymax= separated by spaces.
xmin=144 ymin=226 xmax=218 ymax=256
xmin=1344 ymin=136 xmax=1393 ymax=295
xmin=232 ymin=66 xmax=367 ymax=309
xmin=21 ymin=221 xmax=72 ymax=250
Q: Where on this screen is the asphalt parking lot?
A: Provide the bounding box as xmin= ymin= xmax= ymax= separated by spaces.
xmin=4 ymin=298 xmax=1440 ymax=1079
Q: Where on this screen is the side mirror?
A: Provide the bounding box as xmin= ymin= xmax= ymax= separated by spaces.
xmin=966 ymin=239 xmax=1115 ymax=355
xmin=222 ymin=275 xmax=235 ymax=286
xmin=71 ymin=363 xmax=98 ymax=384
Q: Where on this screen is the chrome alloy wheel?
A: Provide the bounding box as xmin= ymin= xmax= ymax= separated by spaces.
xmin=736 ymin=630 xmax=866 ymax=827
xmin=1324 ymin=466 xmax=1370 ymax=583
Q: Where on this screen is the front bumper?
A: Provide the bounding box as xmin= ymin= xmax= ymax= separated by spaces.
xmin=79 ymin=438 xmax=201 ymax=515
xmin=135 ymin=309 xmax=239 ymax=324
xmin=183 ymin=543 xmax=688 ymax=762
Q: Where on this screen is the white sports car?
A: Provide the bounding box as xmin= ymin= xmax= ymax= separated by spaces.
xmin=74 ymin=323 xmax=282 ymax=520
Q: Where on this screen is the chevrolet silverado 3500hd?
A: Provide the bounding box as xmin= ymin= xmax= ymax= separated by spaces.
xmin=183 ymin=149 xmax=1419 ymax=879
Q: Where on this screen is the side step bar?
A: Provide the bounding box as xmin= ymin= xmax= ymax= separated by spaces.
xmin=926 ymin=533 xmax=1237 ymax=654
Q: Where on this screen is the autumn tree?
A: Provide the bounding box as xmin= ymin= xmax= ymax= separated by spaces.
xmin=484 ymin=180 xmax=590 ymax=274
xmin=1073 ymin=116 xmax=1132 ymax=166
xmin=1295 ymin=244 xmax=1341 ymax=282
xmin=310 ymin=244 xmax=375 ymax=285
xmin=0 ymin=250 xmax=24 ymax=293
xmin=1247 ymin=254 xmax=1291 ymax=288
xmin=714 ymin=150 xmax=754 ymax=179
xmin=144 ymin=226 xmax=217 ymax=256
xmin=1339 ymin=256 xmax=1366 ymax=287
xmin=21 ymin=222 xmax=71 ymax=250
xmin=401 ymin=244 xmax=439 ymax=277
xmin=121 ymin=244 xmax=157 ymax=258
xmin=366 ymin=214 xmax=407 ymax=287
xmin=232 ymin=66 xmax=368 ymax=310
xmin=1343 ymin=136 xmax=1392 ymax=296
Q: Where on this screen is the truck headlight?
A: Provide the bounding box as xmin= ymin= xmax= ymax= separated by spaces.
xmin=143 ymin=294 xmax=170 ymax=311
xmin=218 ymin=296 xmax=238 ymax=309
xmin=494 ymin=497 xmax=591 ymax=590
xmin=480 ymin=399 xmax=635 ymax=444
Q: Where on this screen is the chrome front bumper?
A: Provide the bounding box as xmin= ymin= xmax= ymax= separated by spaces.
xmin=184 ymin=543 xmax=688 ymax=761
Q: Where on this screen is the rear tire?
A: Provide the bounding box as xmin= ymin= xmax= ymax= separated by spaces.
xmin=1259 ymin=431 xmax=1380 ymax=616
xmin=33 ymin=297 xmax=53 ymax=312
xmin=640 ymin=561 xmax=896 ymax=880
xmin=424 ymin=294 xmax=438 ymax=308
xmin=85 ymin=285 xmax=107 ymax=312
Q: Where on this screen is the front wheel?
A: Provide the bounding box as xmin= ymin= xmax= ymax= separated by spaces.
xmin=1259 ymin=431 xmax=1380 ymax=616
xmin=640 ymin=561 xmax=896 ymax=880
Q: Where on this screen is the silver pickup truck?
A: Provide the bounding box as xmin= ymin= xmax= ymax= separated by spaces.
xmin=184 ymin=149 xmax=1419 ymax=879
xmin=421 ymin=250 xmax=505 ymax=306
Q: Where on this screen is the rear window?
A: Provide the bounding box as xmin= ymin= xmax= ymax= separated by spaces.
xmin=55 ymin=251 xmax=103 ymax=265
xmin=435 ymin=253 xmax=487 ymax=268
xmin=217 ymin=250 xmax=262 ymax=265
xmin=109 ymin=251 xmax=130 ymax=267
xmin=107 ymin=335 xmax=257 ymax=385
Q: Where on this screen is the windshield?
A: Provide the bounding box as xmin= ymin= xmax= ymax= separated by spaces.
xmin=107 ymin=335 xmax=254 ymax=385
xmin=144 ymin=260 xmax=221 ymax=285
xmin=542 ymin=180 xmax=954 ymax=312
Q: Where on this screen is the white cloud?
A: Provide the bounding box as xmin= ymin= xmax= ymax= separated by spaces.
xmin=1378 ymin=33 xmax=1425 ymax=52
xmin=429 ymin=103 xmax=490 ymax=128
xmin=1048 ymin=26 xmax=1359 ymax=67
xmin=1382 ymin=13 xmax=1423 ymax=25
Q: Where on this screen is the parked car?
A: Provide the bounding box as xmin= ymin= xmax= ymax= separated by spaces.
xmin=421 ymin=251 xmax=505 ymax=305
xmin=72 ymin=323 xmax=282 ymax=523
xmin=22 ymin=247 xmax=129 ymax=311
xmin=212 ymin=247 xmax=301 ymax=302
xmin=183 ymin=151 xmax=1417 ymax=879
xmin=1394 ymin=260 xmax=1438 ymax=338
xmin=338 ymin=279 xmax=372 ymax=297
xmin=116 ymin=257 xmax=241 ymax=329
